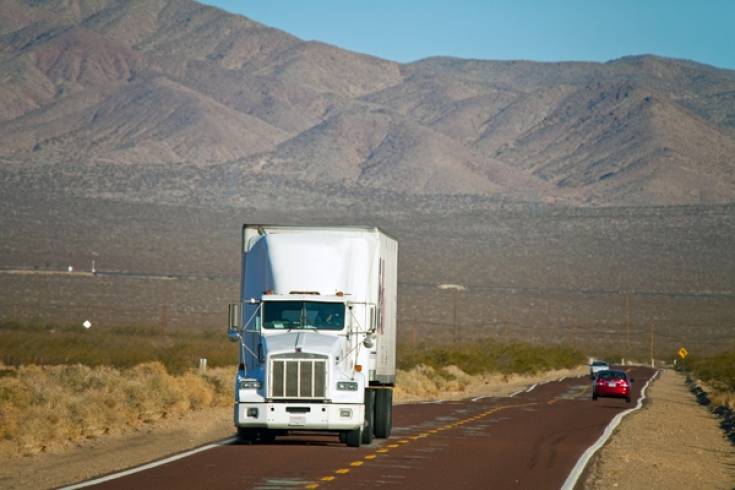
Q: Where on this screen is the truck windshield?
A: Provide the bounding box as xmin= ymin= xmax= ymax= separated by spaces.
xmin=263 ymin=301 xmax=345 ymax=330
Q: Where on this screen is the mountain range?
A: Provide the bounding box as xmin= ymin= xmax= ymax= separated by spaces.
xmin=2 ymin=0 xmax=735 ymax=206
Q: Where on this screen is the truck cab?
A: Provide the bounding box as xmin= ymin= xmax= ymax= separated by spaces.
xmin=228 ymin=226 xmax=397 ymax=447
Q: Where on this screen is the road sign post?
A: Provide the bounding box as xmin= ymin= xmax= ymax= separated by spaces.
xmin=678 ymin=347 xmax=688 ymax=371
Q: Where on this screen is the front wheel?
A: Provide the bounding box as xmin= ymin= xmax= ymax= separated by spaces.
xmin=625 ymin=396 xmax=632 ymax=403
xmin=362 ymin=389 xmax=375 ymax=444
xmin=344 ymin=428 xmax=362 ymax=448
xmin=374 ymin=388 xmax=393 ymax=438
xmin=237 ymin=427 xmax=257 ymax=444
xmin=259 ymin=429 xmax=277 ymax=443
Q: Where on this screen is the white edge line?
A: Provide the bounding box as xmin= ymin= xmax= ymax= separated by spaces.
xmin=561 ymin=370 xmax=661 ymax=490
xmin=59 ymin=436 xmax=238 ymax=489
xmin=525 ymin=383 xmax=539 ymax=393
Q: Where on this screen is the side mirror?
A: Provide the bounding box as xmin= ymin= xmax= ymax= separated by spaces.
xmin=630 ymin=378 xmax=635 ymax=383
xmin=228 ymin=303 xmax=242 ymax=342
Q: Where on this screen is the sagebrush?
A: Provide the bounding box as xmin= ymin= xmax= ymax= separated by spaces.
xmin=0 ymin=322 xmax=236 ymax=374
xmin=0 ymin=362 xmax=233 ymax=455
xmin=398 ymin=339 xmax=585 ymax=375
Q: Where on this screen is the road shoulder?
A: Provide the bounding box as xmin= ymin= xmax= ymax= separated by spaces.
xmin=0 ymin=407 xmax=233 ymax=490
xmin=582 ymin=369 xmax=735 ymax=489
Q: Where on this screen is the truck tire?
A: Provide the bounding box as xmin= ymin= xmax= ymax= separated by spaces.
xmin=259 ymin=429 xmax=276 ymax=443
xmin=237 ymin=427 xmax=257 ymax=444
xmin=374 ymin=388 xmax=393 ymax=438
xmin=362 ymin=389 xmax=375 ymax=444
xmin=344 ymin=428 xmax=362 ymax=448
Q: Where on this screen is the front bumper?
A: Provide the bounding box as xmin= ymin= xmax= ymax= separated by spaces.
xmin=234 ymin=402 xmax=364 ymax=431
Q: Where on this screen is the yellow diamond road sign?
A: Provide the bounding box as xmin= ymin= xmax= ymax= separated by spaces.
xmin=678 ymin=347 xmax=688 ymax=359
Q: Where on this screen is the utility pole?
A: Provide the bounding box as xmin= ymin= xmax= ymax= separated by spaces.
xmin=453 ymin=293 xmax=458 ymax=344
xmin=624 ymin=291 xmax=631 ymax=364
xmin=650 ymin=323 xmax=656 ymax=368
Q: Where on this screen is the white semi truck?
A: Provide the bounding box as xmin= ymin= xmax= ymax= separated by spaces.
xmin=227 ymin=225 xmax=397 ymax=447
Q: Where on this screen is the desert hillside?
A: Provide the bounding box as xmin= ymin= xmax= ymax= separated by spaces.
xmin=1 ymin=0 xmax=735 ymax=205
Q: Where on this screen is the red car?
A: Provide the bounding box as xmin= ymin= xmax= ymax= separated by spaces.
xmin=592 ymin=370 xmax=633 ymax=403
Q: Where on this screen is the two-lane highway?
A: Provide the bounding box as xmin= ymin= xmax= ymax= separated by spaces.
xmin=73 ymin=366 xmax=656 ymax=490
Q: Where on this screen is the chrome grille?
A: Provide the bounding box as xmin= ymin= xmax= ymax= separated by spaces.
xmin=270 ymin=358 xmax=327 ymax=399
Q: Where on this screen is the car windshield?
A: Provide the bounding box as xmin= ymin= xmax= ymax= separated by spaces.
xmin=597 ymin=371 xmax=626 ymax=380
xmin=592 ymin=361 xmax=608 ymax=366
xmin=262 ymin=301 xmax=345 ymax=330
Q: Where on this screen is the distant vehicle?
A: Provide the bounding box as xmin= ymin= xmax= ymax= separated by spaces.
xmin=590 ymin=360 xmax=609 ymax=378
xmin=592 ymin=370 xmax=633 ymax=403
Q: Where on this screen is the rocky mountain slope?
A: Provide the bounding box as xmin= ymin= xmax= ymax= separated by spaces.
xmin=1 ymin=0 xmax=735 ymax=205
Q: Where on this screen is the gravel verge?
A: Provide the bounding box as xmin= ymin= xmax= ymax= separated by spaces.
xmin=582 ymin=369 xmax=735 ymax=489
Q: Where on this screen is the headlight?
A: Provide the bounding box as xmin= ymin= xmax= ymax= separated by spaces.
xmin=336 ymin=381 xmax=358 ymax=391
xmin=239 ymin=378 xmax=261 ymax=390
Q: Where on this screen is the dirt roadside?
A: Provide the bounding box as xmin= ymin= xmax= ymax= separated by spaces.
xmin=582 ymin=369 xmax=735 ymax=489
xmin=0 ymin=406 xmax=234 ymax=490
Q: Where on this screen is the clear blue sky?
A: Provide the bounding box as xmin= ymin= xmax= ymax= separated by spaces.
xmin=201 ymin=0 xmax=735 ymax=70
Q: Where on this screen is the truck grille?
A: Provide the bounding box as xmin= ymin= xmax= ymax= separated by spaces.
xmin=270 ymin=357 xmax=327 ymax=399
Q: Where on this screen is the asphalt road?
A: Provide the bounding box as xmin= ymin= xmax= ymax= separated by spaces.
xmin=83 ymin=366 xmax=656 ymax=490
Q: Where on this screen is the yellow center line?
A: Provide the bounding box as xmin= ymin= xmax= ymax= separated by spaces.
xmin=303 ymin=401 xmax=541 ymax=489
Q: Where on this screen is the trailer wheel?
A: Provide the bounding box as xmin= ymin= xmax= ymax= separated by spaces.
xmin=344 ymin=428 xmax=362 ymax=447
xmin=362 ymin=389 xmax=375 ymax=444
xmin=374 ymin=388 xmax=393 ymax=438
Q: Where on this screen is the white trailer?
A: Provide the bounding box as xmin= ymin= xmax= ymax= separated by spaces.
xmin=227 ymin=225 xmax=397 ymax=447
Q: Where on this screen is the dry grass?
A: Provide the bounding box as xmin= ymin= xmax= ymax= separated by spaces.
xmin=688 ymin=350 xmax=735 ymax=408
xmin=0 ymin=323 xmax=237 ymax=374
xmin=0 ymin=362 xmax=234 ymax=457
xmin=398 ymin=339 xmax=585 ymax=375
xmin=394 ymin=364 xmax=587 ymax=403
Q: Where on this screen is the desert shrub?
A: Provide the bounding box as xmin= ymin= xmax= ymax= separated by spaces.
xmin=398 ymin=338 xmax=585 ymax=375
xmin=0 ymin=322 xmax=237 ymax=374
xmin=0 ymin=362 xmax=235 ymax=456
xmin=688 ymin=350 xmax=735 ymax=392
